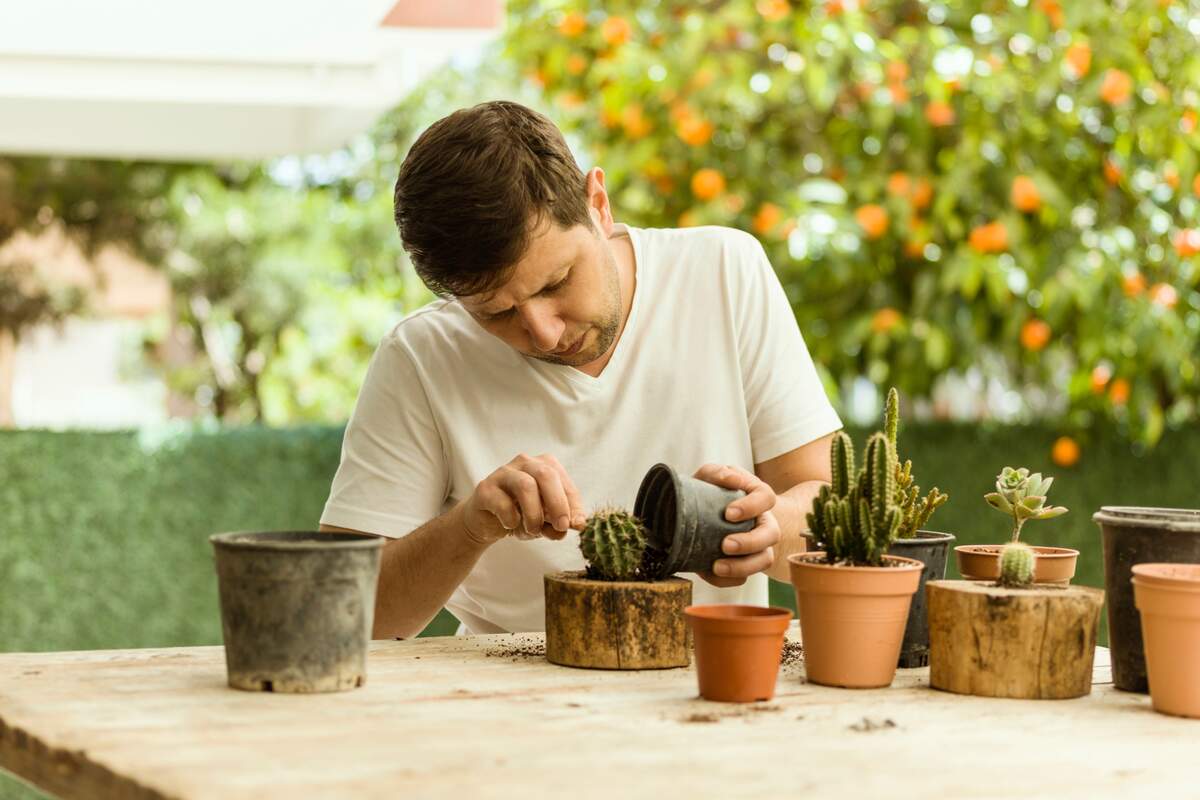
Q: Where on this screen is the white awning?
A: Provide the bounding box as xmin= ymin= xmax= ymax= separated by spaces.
xmin=0 ymin=0 xmax=502 ymax=161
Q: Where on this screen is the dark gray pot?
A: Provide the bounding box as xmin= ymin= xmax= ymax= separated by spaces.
xmin=887 ymin=530 xmax=956 ymax=668
xmin=1094 ymin=507 xmax=1200 ymax=693
xmin=211 ymin=531 xmax=383 ymax=693
xmin=634 ymin=463 xmax=754 ymax=576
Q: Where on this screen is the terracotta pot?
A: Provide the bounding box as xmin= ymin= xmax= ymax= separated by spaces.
xmin=685 ymin=604 xmax=793 ymax=702
xmin=1132 ymin=563 xmax=1200 ymax=718
xmin=955 ymin=544 xmax=1078 ymax=585
xmin=787 ymin=553 xmax=923 ymax=689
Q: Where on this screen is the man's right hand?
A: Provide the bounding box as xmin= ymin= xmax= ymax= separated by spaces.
xmin=457 ymin=453 xmax=587 ymax=546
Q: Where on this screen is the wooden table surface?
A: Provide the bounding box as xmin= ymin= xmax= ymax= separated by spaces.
xmin=0 ymin=630 xmax=1192 ymax=799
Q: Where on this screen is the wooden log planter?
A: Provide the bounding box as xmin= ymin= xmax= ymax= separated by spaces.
xmin=928 ymin=580 xmax=1105 ymax=699
xmin=544 ymin=571 xmax=691 ymax=669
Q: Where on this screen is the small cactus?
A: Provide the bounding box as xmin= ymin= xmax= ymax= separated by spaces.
xmin=580 ymin=506 xmax=650 ymax=581
xmin=997 ymin=542 xmax=1036 ymax=588
xmin=884 ymin=387 xmax=949 ymax=538
xmin=984 ymin=466 xmax=1069 ymax=543
xmin=807 ymin=431 xmax=904 ymax=566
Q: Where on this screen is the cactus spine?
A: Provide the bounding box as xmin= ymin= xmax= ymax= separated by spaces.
xmin=807 ymin=431 xmax=903 ymax=566
xmin=579 ymin=506 xmax=650 ymax=581
xmin=997 ymin=542 xmax=1036 ymax=588
xmin=884 ymin=387 xmax=949 ymax=538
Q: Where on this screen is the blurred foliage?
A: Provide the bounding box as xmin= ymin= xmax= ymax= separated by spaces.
xmin=505 ymin=0 xmax=1200 ymax=444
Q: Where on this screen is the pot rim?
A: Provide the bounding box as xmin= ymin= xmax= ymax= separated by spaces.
xmin=1093 ymin=506 xmax=1200 ymax=532
xmin=1132 ymin=563 xmax=1200 ymax=588
xmin=801 ymin=529 xmax=957 ymax=545
xmin=786 ymin=552 xmax=924 ymax=572
xmin=210 ymin=530 xmax=383 ymax=551
xmin=545 ymin=570 xmax=690 ymax=587
xmin=685 ymin=603 xmax=793 ymax=622
xmin=955 ymin=544 xmax=1080 ymax=559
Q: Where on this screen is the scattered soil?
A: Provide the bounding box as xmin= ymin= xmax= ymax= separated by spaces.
xmin=485 ymin=636 xmax=546 ymax=660
xmin=780 ymin=641 xmax=804 ymax=666
xmin=682 ymin=712 xmax=721 ymax=724
xmin=749 ymin=704 xmax=782 ymax=713
xmin=849 ymin=717 xmax=897 ymax=732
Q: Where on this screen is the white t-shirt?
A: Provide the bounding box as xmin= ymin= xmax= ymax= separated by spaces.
xmin=321 ymin=224 xmax=842 ymax=633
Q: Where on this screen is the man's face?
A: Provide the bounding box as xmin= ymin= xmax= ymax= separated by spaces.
xmin=460 ymin=213 xmax=622 ymax=369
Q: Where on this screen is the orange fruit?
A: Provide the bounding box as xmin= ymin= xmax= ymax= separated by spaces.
xmin=556 ymin=91 xmax=583 ymax=110
xmin=968 ymin=221 xmax=1008 ymax=254
xmin=621 ymin=105 xmax=652 ymax=139
xmin=826 ymin=0 xmax=845 ymax=15
xmin=691 ymin=168 xmax=726 ymax=201
xmin=871 ymin=308 xmax=903 ymax=333
xmin=910 ymin=177 xmax=933 ymax=210
xmin=1150 ymin=283 xmax=1179 ymax=309
xmin=1121 ymin=271 xmax=1146 ymax=297
xmin=752 ymin=203 xmax=784 ymax=235
xmin=886 ymin=60 xmax=909 ymax=83
xmin=602 ymin=16 xmax=632 ymax=46
xmin=1103 ymin=159 xmax=1122 ymax=186
xmin=1065 ymin=42 xmax=1092 ymax=78
xmin=903 ymin=235 xmax=928 ymax=259
xmin=925 ymin=101 xmax=956 ymax=127
xmin=1194 ymin=172 xmax=1200 ymax=197
xmin=888 ymin=82 xmax=910 ymax=105
xmin=1183 ymin=110 xmax=1198 ymax=134
xmin=756 ymin=0 xmax=791 ymax=21
xmin=1090 ymin=364 xmax=1112 ymax=394
xmin=1109 ymin=378 xmax=1130 ymax=406
xmin=1039 ymin=0 xmax=1064 ymax=28
xmin=1164 ymin=165 xmax=1180 ymax=190
xmin=1051 ymin=436 xmax=1080 ymax=468
xmin=1020 ymin=318 xmax=1051 ymax=352
xmin=558 ymin=11 xmax=587 ymax=37
xmin=600 ymin=108 xmax=621 ymax=129
xmin=886 ymin=172 xmax=912 ymax=198
xmin=1099 ymin=69 xmax=1133 ymax=105
xmin=566 ymin=54 xmax=587 ymax=76
xmin=1175 ymin=229 xmax=1200 ymax=257
xmin=677 ymin=116 xmax=714 ymax=147
xmin=1011 ymin=175 xmax=1042 ymax=213
xmin=689 ymin=69 xmax=716 ymax=90
xmin=855 ymin=204 xmax=889 ymax=240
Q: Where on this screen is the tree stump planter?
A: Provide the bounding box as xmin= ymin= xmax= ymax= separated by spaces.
xmin=544 ymin=571 xmax=691 ymax=669
xmin=928 ymin=580 xmax=1104 ymax=699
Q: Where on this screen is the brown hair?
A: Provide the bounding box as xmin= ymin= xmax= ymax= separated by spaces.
xmin=393 ymin=101 xmax=591 ymax=297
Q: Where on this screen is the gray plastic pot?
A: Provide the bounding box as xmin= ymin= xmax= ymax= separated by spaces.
xmin=211 ymin=530 xmax=383 ymax=693
xmin=634 ymin=463 xmax=754 ymax=576
xmin=887 ymin=531 xmax=955 ymax=668
xmin=1094 ymin=507 xmax=1200 ymax=693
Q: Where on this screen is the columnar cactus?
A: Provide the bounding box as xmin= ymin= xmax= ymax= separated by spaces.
xmin=883 ymin=387 xmax=949 ymax=538
xmin=997 ymin=542 xmax=1036 ymax=588
xmin=579 ymin=506 xmax=650 ymax=581
xmin=984 ymin=466 xmax=1069 ymax=542
xmin=807 ymin=431 xmax=904 ymax=566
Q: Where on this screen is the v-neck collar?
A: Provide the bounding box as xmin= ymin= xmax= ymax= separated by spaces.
xmin=524 ymin=223 xmax=642 ymax=390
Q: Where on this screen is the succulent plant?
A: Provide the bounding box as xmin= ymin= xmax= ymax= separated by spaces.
xmin=579 ymin=506 xmax=653 ymax=581
xmin=984 ymin=466 xmax=1069 ymax=543
xmin=807 ymin=431 xmax=904 ymax=566
xmin=997 ymin=542 xmax=1036 ymax=588
xmin=883 ymin=387 xmax=949 ymax=538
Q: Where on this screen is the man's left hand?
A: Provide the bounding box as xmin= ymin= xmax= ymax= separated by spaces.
xmin=692 ymin=463 xmax=781 ymax=588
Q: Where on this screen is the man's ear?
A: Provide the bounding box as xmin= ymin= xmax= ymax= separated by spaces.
xmin=585 ymin=167 xmax=614 ymax=236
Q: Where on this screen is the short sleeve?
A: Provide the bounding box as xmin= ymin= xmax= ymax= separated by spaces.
xmin=731 ymin=235 xmax=842 ymax=464
xmin=320 ymin=336 xmax=448 ymax=538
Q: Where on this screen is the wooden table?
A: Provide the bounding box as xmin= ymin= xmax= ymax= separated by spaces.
xmin=0 ymin=630 xmax=1191 ymax=799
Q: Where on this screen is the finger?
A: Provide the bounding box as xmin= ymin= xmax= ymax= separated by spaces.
xmin=477 ymin=483 xmax=521 ymax=531
xmin=725 ymin=477 xmax=775 ymax=523
xmin=711 ymin=546 xmax=776 ymax=579
xmin=692 ymin=463 xmax=728 ymax=484
xmin=698 ymin=570 xmax=747 ymax=589
xmin=722 ymin=515 xmax=781 ymax=555
xmin=526 ymin=458 xmax=572 ymax=532
xmin=543 ymin=455 xmax=587 ymax=529
xmin=497 ymin=469 xmax=545 ymax=534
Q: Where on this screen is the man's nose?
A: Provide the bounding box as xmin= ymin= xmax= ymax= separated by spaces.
xmin=519 ymin=302 xmax=564 ymax=352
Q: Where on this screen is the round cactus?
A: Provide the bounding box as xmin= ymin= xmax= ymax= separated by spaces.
xmin=997 ymin=542 xmax=1036 ymax=588
xmin=580 ymin=506 xmax=649 ymax=581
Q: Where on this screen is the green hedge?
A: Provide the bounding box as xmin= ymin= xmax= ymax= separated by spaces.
xmin=3 ymin=423 xmax=1198 ymax=656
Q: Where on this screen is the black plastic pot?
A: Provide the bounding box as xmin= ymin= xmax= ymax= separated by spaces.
xmin=1094 ymin=507 xmax=1200 ymax=693
xmin=211 ymin=531 xmax=383 ymax=693
xmin=887 ymin=530 xmax=956 ymax=668
xmin=634 ymin=463 xmax=754 ymax=576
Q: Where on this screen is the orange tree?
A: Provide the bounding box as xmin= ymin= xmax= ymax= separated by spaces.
xmin=504 ymin=0 xmax=1200 ymax=444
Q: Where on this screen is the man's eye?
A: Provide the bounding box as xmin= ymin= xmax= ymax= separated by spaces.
xmin=543 ymin=273 xmax=571 ymax=294
xmin=484 ymin=308 xmax=515 ymax=322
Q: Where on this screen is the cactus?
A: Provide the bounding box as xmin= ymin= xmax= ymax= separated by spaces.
xmin=984 ymin=466 xmax=1069 ymax=543
xmin=997 ymin=542 xmax=1036 ymax=588
xmin=579 ymin=506 xmax=651 ymax=581
xmin=883 ymin=387 xmax=949 ymax=538
xmin=807 ymin=431 xmax=903 ymax=566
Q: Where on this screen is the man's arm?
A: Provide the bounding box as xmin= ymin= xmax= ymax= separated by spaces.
xmin=754 ymin=432 xmax=835 ymax=582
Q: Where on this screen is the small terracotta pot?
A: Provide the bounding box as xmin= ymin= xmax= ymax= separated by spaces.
xmin=685 ymin=604 xmax=793 ymax=702
xmin=1132 ymin=563 xmax=1200 ymax=719
xmin=955 ymin=544 xmax=1078 ymax=585
xmin=788 ymin=553 xmax=923 ymax=689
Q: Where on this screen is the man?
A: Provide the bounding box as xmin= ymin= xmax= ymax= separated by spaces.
xmin=320 ymin=100 xmax=840 ymax=639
